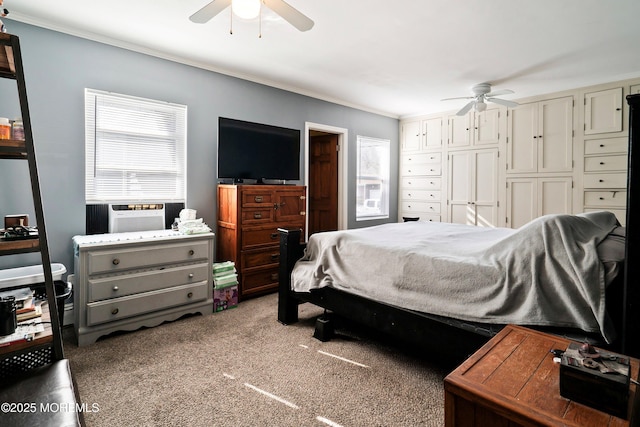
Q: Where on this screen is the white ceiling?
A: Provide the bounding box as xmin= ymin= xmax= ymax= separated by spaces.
xmin=6 ymin=0 xmax=640 ymax=118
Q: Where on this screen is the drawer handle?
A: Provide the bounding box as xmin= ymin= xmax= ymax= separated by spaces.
xmin=270 ymin=232 xmax=278 ymax=239
xmin=255 ymin=196 xmax=263 ymax=202
xmin=600 ymin=162 xmax=605 ymax=165
xmin=600 ymin=144 xmax=605 ymax=147
xmin=112 ymin=258 xmax=120 ymax=265
xmin=188 ymin=249 xmax=195 ymax=256
xmin=254 ymin=212 xmax=262 ymax=219
xmin=599 ymin=197 xmax=605 ymax=200
xmin=187 ymin=292 xmax=193 ymax=298
xmin=271 ymin=253 xmax=279 ymax=260
xmin=111 ymin=308 xmax=119 ymax=315
xmin=113 ymin=286 xmax=119 ymax=292
xmin=599 ymin=179 xmax=604 ymax=182
xmin=271 ymin=273 xmax=278 ymax=281
xmin=188 ymin=273 xmax=194 ymax=279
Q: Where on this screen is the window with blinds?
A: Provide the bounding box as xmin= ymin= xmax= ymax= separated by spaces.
xmin=85 ymin=89 xmax=187 ymax=203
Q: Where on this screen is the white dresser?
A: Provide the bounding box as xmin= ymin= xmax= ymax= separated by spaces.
xmin=72 ymin=230 xmax=214 ymax=346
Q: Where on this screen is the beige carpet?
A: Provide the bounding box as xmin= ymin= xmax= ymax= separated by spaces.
xmin=64 ymin=293 xmax=449 ymax=426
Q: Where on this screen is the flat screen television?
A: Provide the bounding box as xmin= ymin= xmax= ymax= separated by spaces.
xmin=218 ymin=117 xmax=301 ymax=183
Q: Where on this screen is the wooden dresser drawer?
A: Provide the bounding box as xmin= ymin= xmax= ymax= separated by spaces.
xmin=241 ymin=226 xmax=281 ymax=249
xmin=401 ymin=201 xmax=441 ymax=214
xmin=86 ymin=281 xmax=208 ymax=326
xmin=87 ymin=263 xmax=209 ymax=302
xmin=241 ymin=208 xmax=274 ymax=224
xmin=401 ymin=177 xmax=441 ymax=190
xmin=241 ymin=247 xmax=280 ymax=270
xmin=402 ymin=190 xmax=441 ymax=201
xmin=88 ymin=240 xmax=210 ymax=275
xmin=241 ymin=267 xmax=279 ymax=295
xmin=584 ymin=190 xmax=627 ymax=207
xmin=584 ymin=137 xmax=627 ymax=155
xmin=402 ymin=152 xmax=442 ymax=165
xmin=583 ymin=172 xmax=627 ymax=189
xmin=401 ymin=163 xmax=442 ymax=176
xmin=584 ymin=155 xmax=627 ymax=172
xmin=241 ymin=191 xmax=273 ymax=206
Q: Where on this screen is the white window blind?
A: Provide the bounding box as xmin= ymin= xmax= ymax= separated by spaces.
xmin=85 ymin=89 xmax=187 ymax=203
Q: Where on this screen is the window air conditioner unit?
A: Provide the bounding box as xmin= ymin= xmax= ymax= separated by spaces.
xmin=108 ymin=204 xmax=165 ymax=233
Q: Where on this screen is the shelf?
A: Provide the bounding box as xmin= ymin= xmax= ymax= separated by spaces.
xmin=0 ymin=139 xmax=27 ymax=159
xmin=0 ymin=302 xmax=53 ymax=358
xmin=0 ymin=33 xmax=16 ymax=79
xmin=0 ymin=238 xmax=40 ymax=256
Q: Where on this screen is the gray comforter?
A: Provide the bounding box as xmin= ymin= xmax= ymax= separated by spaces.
xmin=291 ymin=211 xmax=620 ymax=342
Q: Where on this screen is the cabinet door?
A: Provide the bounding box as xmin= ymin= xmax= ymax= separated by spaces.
xmin=424 ymin=118 xmax=443 ymax=149
xmin=448 ymin=114 xmax=472 ymax=148
xmin=274 ymin=188 xmax=306 ymax=223
xmin=473 ymin=149 xmax=499 ymax=227
xmin=539 ymin=97 xmax=573 ymax=173
xmin=401 ymin=121 xmax=421 ymax=151
xmin=584 ymin=87 xmax=623 ymax=135
xmin=538 ymin=177 xmax=572 ymax=217
xmin=507 ymin=102 xmax=538 ymax=173
xmin=506 ymin=178 xmax=537 ymax=229
xmin=448 ymin=151 xmax=472 ymax=224
xmin=474 ymin=108 xmax=500 ymax=147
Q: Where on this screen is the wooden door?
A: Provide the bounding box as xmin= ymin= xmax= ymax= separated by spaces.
xmin=539 ymin=96 xmax=573 ymax=173
xmin=309 ymin=133 xmax=338 ymax=235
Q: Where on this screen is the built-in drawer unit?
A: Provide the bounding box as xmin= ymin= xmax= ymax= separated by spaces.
xmin=401 ymin=177 xmax=441 ymax=190
xmin=401 ymin=201 xmax=441 ymax=214
xmin=401 ymin=163 xmax=442 ymax=176
xmin=584 ymin=191 xmax=627 ymax=208
xmin=584 ymin=155 xmax=628 ymax=172
xmin=73 ymin=231 xmax=214 ymax=347
xmin=584 ymin=137 xmax=627 ymax=155
xmin=583 ymin=173 xmax=627 ymax=189
xmin=401 ymin=190 xmax=441 ymax=201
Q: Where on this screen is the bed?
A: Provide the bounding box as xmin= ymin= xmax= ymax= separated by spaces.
xmin=278 ymin=94 xmax=640 ymax=362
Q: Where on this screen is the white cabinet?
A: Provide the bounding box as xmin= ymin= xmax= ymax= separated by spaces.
xmin=506 ymin=177 xmax=572 ymax=229
xmin=447 ymin=108 xmax=500 ymax=149
xmin=401 ymin=118 xmax=443 ymax=151
xmin=401 ymin=120 xmax=421 ymax=151
xmin=584 ymin=87 xmax=623 ymax=135
xmin=507 ymin=97 xmax=573 ymax=174
xmin=448 ymin=148 xmax=499 ymax=226
xmin=423 ymin=117 xmax=443 ymax=149
xmin=73 ymin=231 xmax=215 ymax=346
xmin=582 ymin=136 xmax=628 ymax=225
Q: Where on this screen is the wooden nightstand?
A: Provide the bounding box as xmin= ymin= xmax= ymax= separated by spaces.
xmin=444 ymin=325 xmax=639 ymax=426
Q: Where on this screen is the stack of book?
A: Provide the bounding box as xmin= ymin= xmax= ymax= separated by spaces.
xmin=212 ymin=261 xmax=238 ymax=312
xmin=0 ymin=287 xmax=42 ymax=323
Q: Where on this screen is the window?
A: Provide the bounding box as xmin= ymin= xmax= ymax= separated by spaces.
xmin=85 ymin=89 xmax=187 ymax=203
xmin=356 ymin=135 xmax=390 ymax=221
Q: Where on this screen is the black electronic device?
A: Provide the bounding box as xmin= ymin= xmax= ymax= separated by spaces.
xmin=217 ymin=117 xmax=301 ymax=184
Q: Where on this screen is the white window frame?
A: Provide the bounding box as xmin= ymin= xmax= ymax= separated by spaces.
xmin=356 ymin=135 xmax=390 ymax=221
xmin=84 ymin=89 xmax=187 ymax=204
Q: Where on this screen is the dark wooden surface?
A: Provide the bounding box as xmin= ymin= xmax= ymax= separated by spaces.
xmin=444 ymin=325 xmax=639 ymax=427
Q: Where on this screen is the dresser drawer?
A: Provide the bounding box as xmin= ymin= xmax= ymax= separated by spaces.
xmin=241 ymin=207 xmax=274 ymax=224
xmin=401 ymin=190 xmax=441 ymax=201
xmin=241 ymin=267 xmax=279 ymax=294
xmin=87 ymin=263 xmax=209 ymax=302
xmin=402 ymin=152 xmax=442 ymax=165
xmin=88 ymin=240 xmax=210 ymax=275
xmin=401 ymin=163 xmax=442 ymax=176
xmin=401 ymin=177 xmax=441 ymax=190
xmin=401 ymin=212 xmax=441 ymax=222
xmin=241 ymin=190 xmax=273 ymax=206
xmin=86 ymin=281 xmax=208 ymax=326
xmin=584 ymin=155 xmax=627 ymax=172
xmin=583 ymin=172 xmax=627 ymax=189
xmin=241 ymin=225 xmax=281 ymax=249
xmin=401 ymin=201 xmax=441 ymax=214
xmin=241 ymin=247 xmax=280 ymax=269
xmin=584 ymin=137 xmax=627 ymax=155
xmin=584 ymin=190 xmax=627 ymax=207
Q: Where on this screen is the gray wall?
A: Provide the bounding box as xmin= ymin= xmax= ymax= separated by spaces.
xmin=0 ymin=21 xmax=399 ymax=273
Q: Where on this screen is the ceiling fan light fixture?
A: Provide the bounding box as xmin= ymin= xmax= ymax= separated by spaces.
xmin=232 ymin=0 xmax=261 ymax=20
xmin=475 ymin=101 xmax=487 ymax=112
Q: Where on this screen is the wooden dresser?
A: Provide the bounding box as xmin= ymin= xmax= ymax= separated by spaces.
xmin=445 ymin=325 xmax=639 ymax=426
xmin=217 ymin=184 xmax=306 ymax=299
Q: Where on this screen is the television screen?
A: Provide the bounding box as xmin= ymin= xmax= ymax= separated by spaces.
xmin=218 ymin=117 xmax=301 ymax=183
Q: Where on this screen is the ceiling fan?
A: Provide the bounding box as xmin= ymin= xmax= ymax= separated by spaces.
xmin=189 ymin=0 xmax=314 ymax=32
xmin=442 ymin=83 xmax=518 ymax=116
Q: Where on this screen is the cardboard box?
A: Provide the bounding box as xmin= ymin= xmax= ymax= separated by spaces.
xmin=214 ymin=284 xmax=238 ymax=312
xmin=559 ymin=342 xmax=631 ymax=418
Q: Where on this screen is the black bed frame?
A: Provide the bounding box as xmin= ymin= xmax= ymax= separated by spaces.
xmin=278 ymin=94 xmax=640 ymax=360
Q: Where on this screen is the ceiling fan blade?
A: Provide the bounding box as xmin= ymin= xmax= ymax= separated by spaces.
xmin=487 ymin=97 xmax=519 ymax=108
xmin=456 ymin=101 xmax=475 ymax=116
xmin=263 ymin=0 xmax=315 ymax=31
xmin=189 ymin=0 xmax=232 ymax=24
xmin=441 ymin=96 xmax=473 ymax=101
xmin=485 ymin=89 xmax=514 ymax=97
